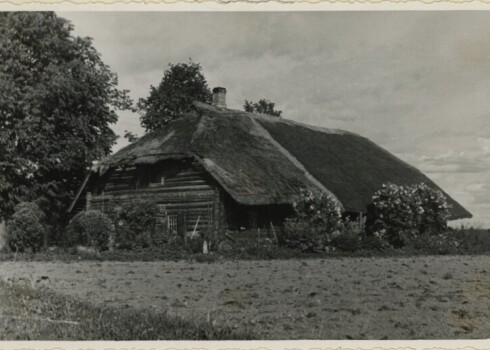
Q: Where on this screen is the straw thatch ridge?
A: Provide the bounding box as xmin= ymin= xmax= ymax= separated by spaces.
xmin=97 ymin=101 xmax=471 ymax=220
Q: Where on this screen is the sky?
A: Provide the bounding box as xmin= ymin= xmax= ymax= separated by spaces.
xmin=59 ymin=11 xmax=490 ymax=228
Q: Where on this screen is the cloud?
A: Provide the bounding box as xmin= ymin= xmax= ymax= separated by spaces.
xmin=467 ymin=183 xmax=490 ymax=206
xmin=477 ymin=137 xmax=490 ymax=155
xmin=418 ymin=150 xmax=490 ymax=174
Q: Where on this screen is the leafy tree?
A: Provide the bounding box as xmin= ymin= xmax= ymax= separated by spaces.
xmin=138 ymin=60 xmax=212 ymax=131
xmin=244 ymin=99 xmax=282 ymax=117
xmin=0 ymin=12 xmax=131 ymax=232
xmin=123 ymin=130 xmax=139 ymax=143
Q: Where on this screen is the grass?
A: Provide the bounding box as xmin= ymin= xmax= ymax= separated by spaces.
xmin=0 ymin=244 xmax=407 ymax=263
xmin=0 ymin=280 xmax=253 ymax=340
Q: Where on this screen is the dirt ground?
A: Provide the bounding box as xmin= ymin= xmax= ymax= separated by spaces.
xmin=2 ymin=256 xmax=490 ymax=339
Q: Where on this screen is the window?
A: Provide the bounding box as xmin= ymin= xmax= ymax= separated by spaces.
xmin=167 ymin=215 xmax=178 ymax=232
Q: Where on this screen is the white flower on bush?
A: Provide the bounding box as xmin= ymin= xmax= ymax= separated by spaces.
xmin=369 ymin=182 xmax=452 ymax=247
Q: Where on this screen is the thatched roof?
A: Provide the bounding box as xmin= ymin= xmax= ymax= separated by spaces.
xmin=97 ymin=101 xmax=471 ymax=220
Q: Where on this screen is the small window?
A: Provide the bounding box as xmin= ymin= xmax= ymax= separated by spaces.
xmin=167 ymin=215 xmax=178 ymax=231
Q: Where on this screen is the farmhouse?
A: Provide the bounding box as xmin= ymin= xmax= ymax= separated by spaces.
xmin=69 ymin=88 xmax=471 ymax=238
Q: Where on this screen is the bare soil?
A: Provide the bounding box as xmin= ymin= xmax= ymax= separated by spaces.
xmin=2 ymin=255 xmax=490 ymax=339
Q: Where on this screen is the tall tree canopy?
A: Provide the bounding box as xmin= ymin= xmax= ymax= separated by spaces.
xmin=0 ymin=12 xmax=131 ymax=224
xmin=244 ymin=99 xmax=282 ymax=117
xmin=138 ymin=60 xmax=212 ymax=132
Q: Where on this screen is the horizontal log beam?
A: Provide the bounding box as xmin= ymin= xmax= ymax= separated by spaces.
xmin=108 ymin=175 xmax=136 ymax=181
xmin=164 ymin=201 xmax=212 ymax=209
xmin=95 ymin=186 xmax=214 ymax=197
xmin=164 ymin=175 xmax=202 ymax=182
xmin=105 ymin=184 xmax=133 ymax=191
xmin=149 ymin=180 xmax=206 ymax=188
xmin=175 ymin=171 xmax=200 ymax=177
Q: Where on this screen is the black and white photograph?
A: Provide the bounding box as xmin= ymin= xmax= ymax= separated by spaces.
xmin=1 ymin=9 xmax=490 ymax=340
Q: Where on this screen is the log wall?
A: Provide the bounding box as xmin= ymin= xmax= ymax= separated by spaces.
xmin=90 ymin=161 xmax=223 ymax=238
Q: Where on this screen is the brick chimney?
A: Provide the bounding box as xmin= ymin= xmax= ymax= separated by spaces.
xmin=212 ymin=87 xmax=227 ymax=108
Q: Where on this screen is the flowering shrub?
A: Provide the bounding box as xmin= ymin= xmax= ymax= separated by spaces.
xmin=367 ymin=183 xmax=451 ymax=248
xmin=7 ymin=202 xmax=46 ymax=253
xmin=281 ymin=189 xmax=343 ymax=252
xmin=67 ymin=210 xmax=114 ymax=250
xmin=415 ymin=183 xmax=451 ymax=234
xmin=115 ymin=198 xmax=159 ymax=250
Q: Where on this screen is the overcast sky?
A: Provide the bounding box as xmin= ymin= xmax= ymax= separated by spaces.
xmin=59 ymin=11 xmax=490 ymax=228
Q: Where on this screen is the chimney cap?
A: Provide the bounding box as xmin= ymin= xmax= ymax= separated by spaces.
xmin=213 ymin=87 xmax=227 ymax=94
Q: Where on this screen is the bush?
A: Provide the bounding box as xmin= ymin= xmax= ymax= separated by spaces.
xmin=407 ymin=232 xmax=460 ymax=255
xmin=367 ymin=183 xmax=451 ymax=248
xmin=7 ymin=202 xmax=46 ymax=253
xmin=187 ymin=235 xmax=205 ymax=254
xmin=331 ymin=231 xmax=360 ymax=253
xmin=280 ymin=189 xmax=343 ymax=252
xmin=444 ymin=227 xmax=490 ymax=255
xmin=66 ymin=210 xmax=114 ymax=250
xmin=415 ymin=183 xmax=451 ymax=234
xmin=360 ymin=232 xmax=390 ymax=252
xmin=331 ymin=217 xmax=366 ymax=252
xmin=115 ymin=198 xmax=159 ymax=250
xmin=194 ymin=253 xmax=219 ymax=263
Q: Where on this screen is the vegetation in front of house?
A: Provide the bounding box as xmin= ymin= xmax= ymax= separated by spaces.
xmin=114 ymin=199 xmax=160 ymax=250
xmin=6 ymin=202 xmax=46 ymax=253
xmin=276 ymin=184 xmax=456 ymax=254
xmin=281 ymin=189 xmax=343 ymax=252
xmin=1 ymin=226 xmax=490 ymax=263
xmin=0 ymin=280 xmax=252 ymax=340
xmin=66 ymin=210 xmax=114 ymax=250
xmin=367 ymin=182 xmax=451 ymax=248
xmin=1 ymin=182 xmax=488 ymax=261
